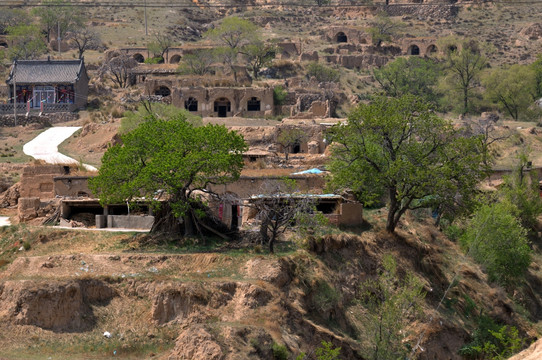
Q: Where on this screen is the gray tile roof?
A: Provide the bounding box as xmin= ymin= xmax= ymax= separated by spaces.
xmin=6 ymin=59 xmax=85 ymax=84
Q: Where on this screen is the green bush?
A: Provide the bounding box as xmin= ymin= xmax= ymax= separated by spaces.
xmin=144 ymin=56 xmax=163 ymax=64
xmin=272 ymin=342 xmax=289 ymax=360
xmin=460 ymin=200 xmax=531 ymax=287
xmin=458 ymin=315 xmax=524 ymax=359
xmin=306 ymin=62 xmax=340 ymax=82
xmin=315 ymin=341 xmax=341 ymax=360
xmin=273 ymin=85 xmax=287 ymax=105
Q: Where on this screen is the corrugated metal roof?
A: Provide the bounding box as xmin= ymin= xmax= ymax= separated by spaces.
xmin=6 ymin=59 xmax=84 ymax=84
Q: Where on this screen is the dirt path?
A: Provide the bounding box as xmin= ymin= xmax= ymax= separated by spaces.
xmin=22 ymin=127 xmax=97 ymax=171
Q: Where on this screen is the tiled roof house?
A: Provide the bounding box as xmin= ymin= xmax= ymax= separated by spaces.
xmin=4 ymin=57 xmax=89 ymax=113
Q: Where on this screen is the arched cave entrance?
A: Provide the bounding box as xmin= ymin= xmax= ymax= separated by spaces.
xmin=214 ymin=97 xmax=231 ymax=118
xmin=0 ymin=42 xmax=8 ymax=48
xmin=154 ymin=86 xmax=171 ymax=97
xmin=185 ymin=97 xmax=198 ymax=112
xmin=408 ymin=45 xmax=420 ymax=56
xmin=336 ymin=32 xmax=348 ymax=43
xmin=448 ymin=45 xmax=457 ymax=53
xmin=247 ymin=97 xmax=261 ymax=111
xmin=292 ymin=141 xmax=301 ymax=154
xmin=169 ymin=54 xmax=181 ymax=64
xmin=133 ymin=53 xmax=145 ymax=63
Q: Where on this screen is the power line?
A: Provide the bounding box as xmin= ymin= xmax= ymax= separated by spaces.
xmin=0 ymin=0 xmax=541 ymax=7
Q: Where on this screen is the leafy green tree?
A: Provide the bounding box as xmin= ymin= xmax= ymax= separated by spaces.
xmin=367 ymin=12 xmax=405 ymax=48
xmin=32 ymin=0 xmax=83 ymax=43
xmin=6 ymin=24 xmax=47 ymax=60
xmin=499 ymin=152 xmax=542 ymax=232
xmin=441 ymin=39 xmax=488 ymax=115
xmin=483 ymin=64 xmax=537 ymax=121
xmin=0 ymin=8 xmax=29 ymax=35
xmin=241 ymin=41 xmax=276 ymax=79
xmin=315 ymin=341 xmax=341 ymax=360
xmin=327 ymin=95 xmax=490 ymax=233
xmin=531 ymin=54 xmax=542 ymax=99
xmin=373 ymin=57 xmax=441 ymax=105
xmin=276 ymin=127 xmax=308 ymax=161
xmin=177 ymin=49 xmax=216 ymax=76
xmin=460 ymin=200 xmax=531 ymax=287
xmin=359 ymin=255 xmax=425 ymax=360
xmin=89 ymin=114 xmax=247 ymax=237
xmin=205 ymin=17 xmax=259 ymax=82
xmin=205 ymin=16 xmax=258 ymax=50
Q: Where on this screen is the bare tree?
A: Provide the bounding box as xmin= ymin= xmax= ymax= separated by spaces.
xmin=177 ymin=49 xmax=216 ymax=76
xmin=68 ymin=28 xmax=102 ymax=59
xmin=98 ymin=54 xmax=137 ymax=88
xmin=251 ymin=180 xmax=314 ymax=253
xmin=147 ymin=33 xmax=174 ymax=62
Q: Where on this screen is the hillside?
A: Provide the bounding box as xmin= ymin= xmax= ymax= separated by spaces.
xmin=1 ymin=210 xmax=541 ymax=359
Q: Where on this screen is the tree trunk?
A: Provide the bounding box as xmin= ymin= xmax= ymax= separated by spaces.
xmin=386 ymin=187 xmax=399 ymax=233
xmin=463 ymin=87 xmax=469 ymax=115
xmin=260 ymin=217 xmax=270 ymax=245
xmin=184 ymin=214 xmax=194 ymax=237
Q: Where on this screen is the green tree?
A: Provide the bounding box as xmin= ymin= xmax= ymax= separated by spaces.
xmin=483 ymin=64 xmax=537 ymax=121
xmin=205 ymin=17 xmax=259 ymax=82
xmin=0 ymin=9 xmax=29 ymax=35
xmin=32 ymin=0 xmax=83 ymax=43
xmin=6 ymin=24 xmax=47 ymax=60
xmin=205 ymin=17 xmax=258 ymax=50
xmin=441 ymin=40 xmax=488 ymax=115
xmin=499 ymin=152 xmax=542 ymax=232
xmin=327 ymin=95 xmax=490 ymax=233
xmin=373 ymin=56 xmax=441 ymax=105
xmin=359 ymin=255 xmax=425 ymax=360
xmin=241 ymin=41 xmax=276 ymax=79
xmin=177 ymin=49 xmax=216 ymax=76
xmin=89 ymin=114 xmax=247 ymax=237
xmin=367 ymin=12 xmax=405 ymax=48
xmin=315 ymin=341 xmax=341 ymax=360
xmin=531 ymin=54 xmax=542 ymax=99
xmin=460 ymin=200 xmax=531 ymax=287
xmin=276 ymin=127 xmax=308 ymax=161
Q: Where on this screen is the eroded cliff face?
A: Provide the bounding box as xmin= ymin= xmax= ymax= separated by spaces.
xmin=0 ymin=218 xmax=539 ymax=360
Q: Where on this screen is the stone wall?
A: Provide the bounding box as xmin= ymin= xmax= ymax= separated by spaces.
xmin=0 ymin=112 xmax=79 ymax=127
xmin=20 ymin=165 xmax=70 ymax=199
xmin=54 ymin=176 xmax=94 ymax=198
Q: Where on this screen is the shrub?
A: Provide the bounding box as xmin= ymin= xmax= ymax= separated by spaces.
xmin=306 ymin=62 xmax=340 ymax=83
xmin=144 ymin=56 xmax=163 ymax=64
xmin=315 ymin=341 xmax=341 ymax=360
xmin=460 ymin=200 xmax=531 ymax=287
xmin=273 ymin=85 xmax=287 ymax=105
xmin=272 ymin=342 xmax=289 ymax=360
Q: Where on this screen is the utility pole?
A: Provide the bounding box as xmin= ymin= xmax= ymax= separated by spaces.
xmin=144 ymin=0 xmax=148 ymax=36
xmin=58 ymin=21 xmax=61 ymax=57
xmin=12 ymin=61 xmax=17 ymax=126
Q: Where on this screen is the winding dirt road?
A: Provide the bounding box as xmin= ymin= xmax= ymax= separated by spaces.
xmin=22 ymin=127 xmax=97 ymax=172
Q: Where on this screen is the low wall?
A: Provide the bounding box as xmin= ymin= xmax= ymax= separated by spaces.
xmin=0 ymin=112 xmax=79 ymax=127
xmin=96 ymin=215 xmax=155 ymax=230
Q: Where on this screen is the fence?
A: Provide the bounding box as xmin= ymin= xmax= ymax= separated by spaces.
xmin=0 ymin=102 xmax=76 ymax=115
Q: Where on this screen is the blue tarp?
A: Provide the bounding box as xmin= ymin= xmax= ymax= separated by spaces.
xmin=291 ymin=168 xmax=323 ymax=175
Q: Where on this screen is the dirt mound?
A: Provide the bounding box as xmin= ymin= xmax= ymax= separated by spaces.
xmin=0 ymin=183 xmax=20 ymax=208
xmin=169 ymin=325 xmax=224 ymax=360
xmin=0 ymin=279 xmax=115 ymax=332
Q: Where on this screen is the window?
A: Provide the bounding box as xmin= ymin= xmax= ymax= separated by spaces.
xmin=247 ymin=97 xmax=261 ymax=111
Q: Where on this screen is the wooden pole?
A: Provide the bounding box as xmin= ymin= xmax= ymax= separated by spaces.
xmin=12 ymin=61 xmax=17 ymax=126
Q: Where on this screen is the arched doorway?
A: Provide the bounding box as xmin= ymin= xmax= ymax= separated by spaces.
xmin=426 ymin=44 xmax=438 ymax=55
xmin=214 ymin=98 xmax=231 ymax=118
xmin=447 ymin=45 xmax=457 ymax=53
xmin=0 ymin=42 xmax=8 ymax=48
xmin=336 ymin=32 xmax=348 ymax=43
xmin=408 ymin=45 xmax=420 ymax=56
xmin=169 ymin=54 xmax=181 ymax=64
xmin=247 ymin=97 xmax=261 ymax=111
xmin=154 ymin=86 xmax=171 ymax=97
xmin=184 ymin=97 xmax=198 ymax=112
xmin=133 ymin=53 xmax=145 ymax=63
